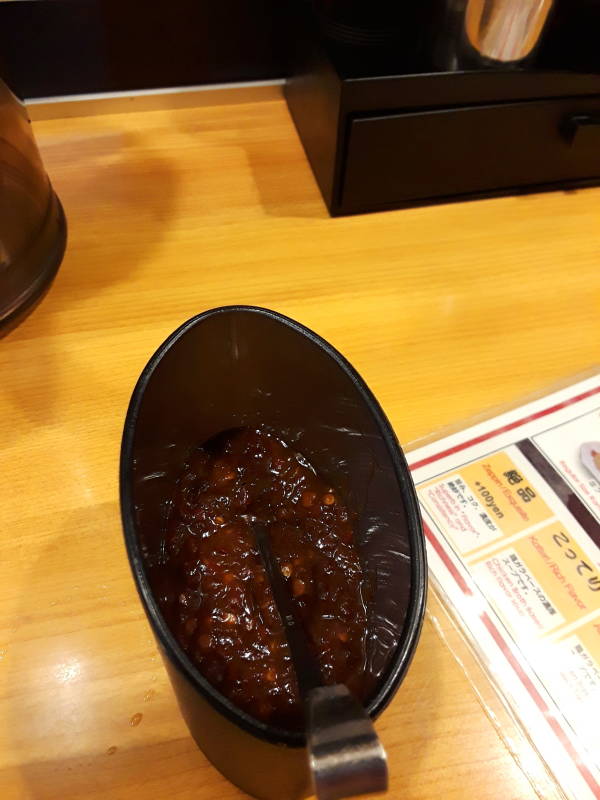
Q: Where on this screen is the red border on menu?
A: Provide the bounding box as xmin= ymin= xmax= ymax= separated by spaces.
xmin=411 ymin=385 xmax=600 ymax=471
xmin=410 ymin=383 xmax=600 ymax=799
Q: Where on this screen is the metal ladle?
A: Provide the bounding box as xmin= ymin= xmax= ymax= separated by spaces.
xmin=253 ymin=522 xmax=388 ymax=800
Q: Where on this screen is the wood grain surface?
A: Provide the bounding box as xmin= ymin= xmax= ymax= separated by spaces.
xmin=2 ymin=91 xmax=599 ymax=800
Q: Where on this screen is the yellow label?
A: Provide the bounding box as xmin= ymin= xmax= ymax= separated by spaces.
xmin=419 ymin=450 xmax=554 ymax=556
xmin=460 ymin=451 xmax=553 ymax=537
xmin=471 ymin=520 xmax=600 ymax=638
xmin=513 ymin=521 xmax=599 ymax=625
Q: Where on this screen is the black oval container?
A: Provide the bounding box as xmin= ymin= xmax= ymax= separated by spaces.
xmin=120 ymin=306 xmax=426 ymax=800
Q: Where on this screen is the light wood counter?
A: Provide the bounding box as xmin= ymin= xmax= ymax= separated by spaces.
xmin=2 ymin=88 xmax=599 ymax=800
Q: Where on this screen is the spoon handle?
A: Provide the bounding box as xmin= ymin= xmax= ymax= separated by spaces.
xmin=253 ymin=522 xmax=322 ymax=694
xmin=253 ymin=522 xmax=388 ymax=799
xmin=308 ymin=684 xmax=388 ymax=800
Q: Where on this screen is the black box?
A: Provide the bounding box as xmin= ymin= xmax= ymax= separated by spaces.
xmin=285 ymin=36 xmax=600 ymax=216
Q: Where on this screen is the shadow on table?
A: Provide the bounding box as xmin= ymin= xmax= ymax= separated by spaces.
xmin=173 ymin=103 xmax=329 ymax=221
xmin=17 ymin=127 xmax=179 ymax=324
xmin=0 ymin=129 xmax=178 ymax=444
xmin=241 ymin=134 xmax=330 ymax=221
xmin=9 ymin=738 xmax=235 ymax=800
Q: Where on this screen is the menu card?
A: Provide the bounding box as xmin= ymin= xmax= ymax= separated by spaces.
xmin=409 ymin=374 xmax=600 ymax=800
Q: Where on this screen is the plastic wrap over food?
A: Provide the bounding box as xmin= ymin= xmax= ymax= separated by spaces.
xmin=125 ymin=306 xmax=426 ymax=726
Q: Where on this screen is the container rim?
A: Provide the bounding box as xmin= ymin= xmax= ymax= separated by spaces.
xmin=119 ymin=305 xmax=427 ymax=748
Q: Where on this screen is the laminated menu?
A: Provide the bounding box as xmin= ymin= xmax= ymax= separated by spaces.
xmin=409 ymin=374 xmax=600 ymax=800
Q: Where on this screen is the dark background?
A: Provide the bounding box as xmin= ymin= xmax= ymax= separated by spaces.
xmin=0 ymin=0 xmax=288 ymax=99
xmin=0 ymin=0 xmax=598 ymax=100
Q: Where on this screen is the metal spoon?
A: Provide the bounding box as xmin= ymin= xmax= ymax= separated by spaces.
xmin=253 ymin=522 xmax=388 ymax=800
